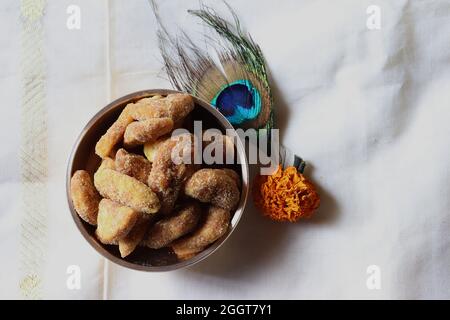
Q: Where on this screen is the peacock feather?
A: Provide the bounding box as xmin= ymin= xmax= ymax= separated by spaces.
xmin=151 ymin=1 xmax=273 ymax=132
xmin=150 ymin=1 xmax=306 ymax=172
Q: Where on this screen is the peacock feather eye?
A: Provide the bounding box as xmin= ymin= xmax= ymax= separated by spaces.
xmin=211 ymin=80 xmax=262 ymax=126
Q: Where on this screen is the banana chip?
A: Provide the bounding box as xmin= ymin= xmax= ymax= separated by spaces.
xmin=96 ymin=199 xmax=140 ymax=244
xmin=94 ymin=168 xmax=160 ymax=215
xmin=70 ymin=170 xmax=101 ymax=225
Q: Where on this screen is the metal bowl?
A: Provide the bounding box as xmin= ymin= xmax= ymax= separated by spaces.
xmin=66 ymin=89 xmax=249 ymax=271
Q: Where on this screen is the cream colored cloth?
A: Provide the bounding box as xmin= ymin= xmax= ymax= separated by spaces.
xmin=0 ymin=0 xmax=449 ymax=299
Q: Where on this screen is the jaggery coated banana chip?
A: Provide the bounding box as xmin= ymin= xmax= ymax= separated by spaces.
xmin=171 ymin=206 xmax=231 ymax=260
xmin=118 ymin=215 xmax=150 ymax=258
xmin=148 ymin=134 xmax=198 ymax=215
xmin=127 ymin=97 xmax=167 ymax=120
xmin=70 ymin=170 xmax=101 ymax=225
xmin=145 ymin=202 xmax=201 ymax=249
xmin=165 ymin=94 xmax=195 ymax=123
xmin=202 ymin=133 xmax=236 ymax=165
xmin=123 ymin=117 xmax=173 ymax=147
xmin=115 ymin=148 xmax=152 ymax=184
xmin=95 ymin=94 xmax=193 ymax=158
xmin=95 ymin=105 xmax=134 ymax=158
xmin=129 ymin=93 xmax=194 ymax=123
xmin=184 ymin=169 xmax=240 ymax=211
xmin=143 ymin=136 xmax=170 ymax=162
xmin=221 ymin=168 xmax=241 ymax=188
xmin=95 ymin=199 xmax=140 ymax=244
xmin=98 ymin=157 xmax=115 ymax=171
xmin=94 ymin=168 xmax=160 ymax=215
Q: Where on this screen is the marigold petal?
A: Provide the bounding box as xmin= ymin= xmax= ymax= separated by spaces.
xmin=252 ymin=165 xmax=320 ymax=222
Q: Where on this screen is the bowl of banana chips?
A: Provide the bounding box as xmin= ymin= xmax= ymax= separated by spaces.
xmin=67 ymin=89 xmax=249 ymax=271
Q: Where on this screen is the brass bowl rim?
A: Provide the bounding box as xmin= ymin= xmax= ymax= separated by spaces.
xmin=66 ymin=89 xmax=249 ymax=272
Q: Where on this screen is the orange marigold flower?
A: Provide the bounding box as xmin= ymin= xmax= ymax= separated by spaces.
xmin=253 ymin=165 xmax=320 ymax=222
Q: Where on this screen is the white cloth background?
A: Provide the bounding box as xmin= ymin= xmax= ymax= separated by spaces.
xmin=0 ymin=0 xmax=449 ymax=299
